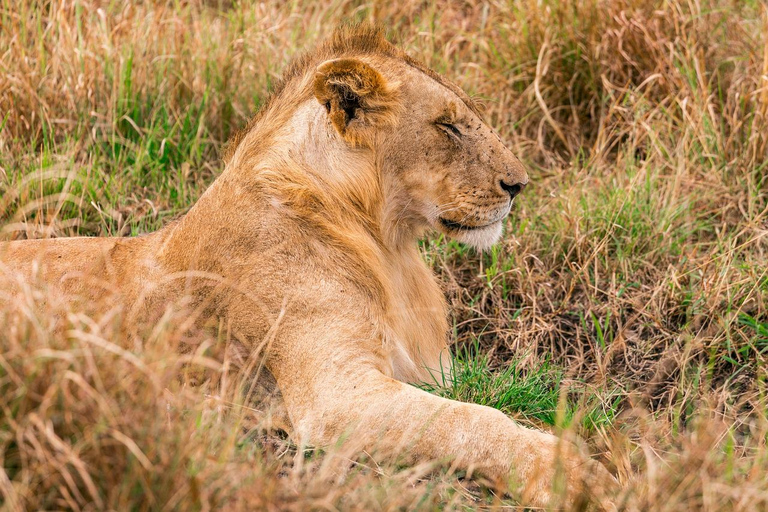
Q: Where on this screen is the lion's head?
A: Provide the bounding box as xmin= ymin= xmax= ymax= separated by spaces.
xmin=228 ymin=26 xmax=528 ymax=251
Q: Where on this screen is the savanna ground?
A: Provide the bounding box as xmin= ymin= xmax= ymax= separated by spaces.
xmin=1 ymin=0 xmax=767 ymax=510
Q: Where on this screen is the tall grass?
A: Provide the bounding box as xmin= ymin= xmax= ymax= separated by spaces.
xmin=1 ymin=0 xmax=767 ymax=509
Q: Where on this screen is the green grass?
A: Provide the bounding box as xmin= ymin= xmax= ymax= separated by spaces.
xmin=422 ymin=341 xmax=620 ymax=431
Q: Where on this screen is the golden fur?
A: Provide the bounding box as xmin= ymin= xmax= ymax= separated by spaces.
xmin=0 ymin=26 xmax=615 ymax=508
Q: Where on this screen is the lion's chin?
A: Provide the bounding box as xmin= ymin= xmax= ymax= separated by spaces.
xmin=441 ymin=220 xmax=503 ymax=251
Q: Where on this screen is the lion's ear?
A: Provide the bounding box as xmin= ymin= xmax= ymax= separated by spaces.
xmin=313 ymin=58 xmax=400 ymax=146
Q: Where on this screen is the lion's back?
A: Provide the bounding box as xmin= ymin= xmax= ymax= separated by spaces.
xmin=0 ymin=236 xmax=149 ymax=306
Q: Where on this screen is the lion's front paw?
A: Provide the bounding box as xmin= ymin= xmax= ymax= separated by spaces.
xmin=515 ymin=434 xmax=618 ymax=511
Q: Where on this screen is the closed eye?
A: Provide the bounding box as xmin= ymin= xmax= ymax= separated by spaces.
xmin=436 ymin=122 xmax=462 ymax=139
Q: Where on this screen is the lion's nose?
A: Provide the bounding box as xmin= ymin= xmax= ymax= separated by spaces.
xmin=500 ymin=179 xmax=526 ymax=199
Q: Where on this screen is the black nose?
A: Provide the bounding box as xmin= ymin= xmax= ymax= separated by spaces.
xmin=500 ymin=180 xmax=526 ymax=199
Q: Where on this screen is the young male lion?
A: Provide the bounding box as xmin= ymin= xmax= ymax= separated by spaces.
xmin=1 ymin=26 xmax=616 ymax=508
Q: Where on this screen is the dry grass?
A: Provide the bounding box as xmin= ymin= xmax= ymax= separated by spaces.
xmin=1 ymin=0 xmax=767 ymax=510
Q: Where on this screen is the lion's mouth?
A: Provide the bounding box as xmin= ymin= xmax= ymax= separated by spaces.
xmin=438 ymin=218 xmax=497 ymax=231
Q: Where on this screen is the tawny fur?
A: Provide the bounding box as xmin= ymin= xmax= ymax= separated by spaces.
xmin=0 ymin=25 xmax=615 ymax=509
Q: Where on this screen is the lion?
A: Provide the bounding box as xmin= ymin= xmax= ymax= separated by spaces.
xmin=0 ymin=26 xmax=616 ymax=508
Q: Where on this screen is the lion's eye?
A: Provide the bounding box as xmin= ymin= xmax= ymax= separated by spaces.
xmin=436 ymin=122 xmax=462 ymax=139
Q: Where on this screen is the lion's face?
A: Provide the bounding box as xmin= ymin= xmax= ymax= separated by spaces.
xmin=380 ymin=64 xmax=528 ymax=251
xmin=312 ymin=55 xmax=528 ymax=251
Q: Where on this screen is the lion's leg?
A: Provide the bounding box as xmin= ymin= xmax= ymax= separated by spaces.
xmin=273 ymin=350 xmax=616 ymax=509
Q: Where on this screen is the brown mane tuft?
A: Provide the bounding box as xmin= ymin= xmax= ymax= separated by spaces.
xmin=222 ymin=24 xmax=479 ymax=163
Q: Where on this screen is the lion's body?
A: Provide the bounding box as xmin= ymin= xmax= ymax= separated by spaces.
xmin=0 ymin=26 xmax=615 ymax=508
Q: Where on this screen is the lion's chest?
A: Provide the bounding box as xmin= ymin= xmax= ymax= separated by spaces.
xmin=381 ymin=255 xmax=450 ymax=384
